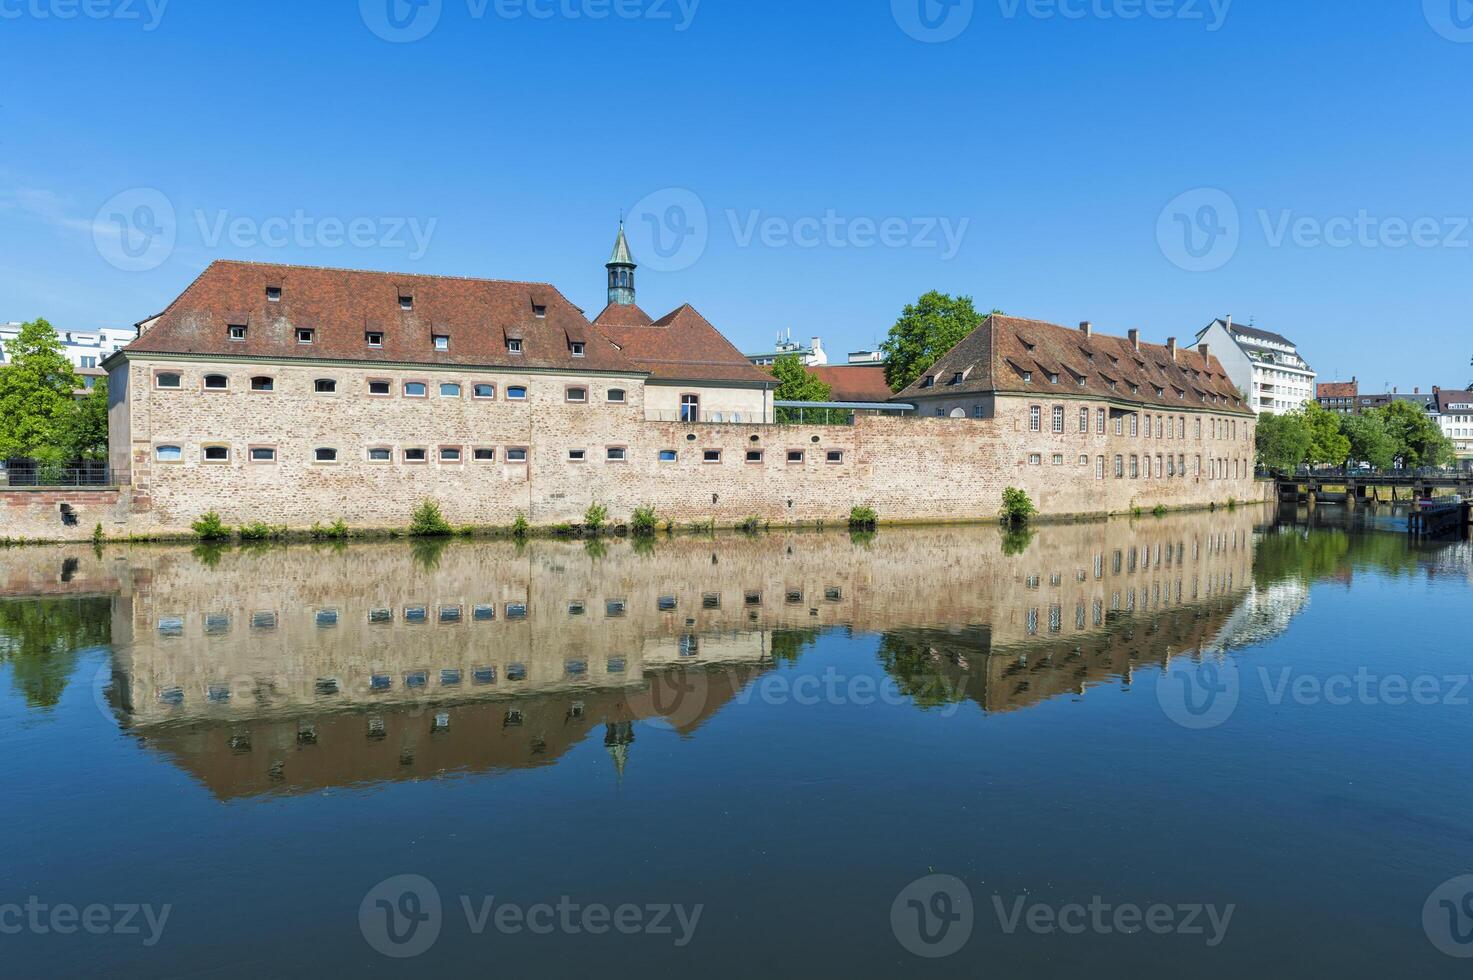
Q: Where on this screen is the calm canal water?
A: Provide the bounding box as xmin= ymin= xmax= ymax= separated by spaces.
xmin=1 ymin=506 xmax=1471 ymax=978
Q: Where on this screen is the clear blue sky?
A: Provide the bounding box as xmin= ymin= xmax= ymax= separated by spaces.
xmin=3 ymin=0 xmax=1471 ymax=390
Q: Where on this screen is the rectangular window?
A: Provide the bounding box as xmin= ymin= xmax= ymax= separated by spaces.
xmin=787 ymin=450 xmax=805 ymax=464
xmin=607 ymin=388 xmax=627 ymax=404
xmin=566 ymin=386 xmax=588 ymax=403
xmin=155 ymin=445 xmax=183 ymax=462
xmin=368 ymin=447 xmax=392 ymax=462
xmin=746 ymin=450 xmax=764 ymax=463
xmin=1029 ymin=405 xmax=1041 ymax=432
xmin=568 ymin=449 xmax=587 ymax=462
xmin=249 ymin=446 xmax=277 ymax=463
xmin=433 ymin=335 xmax=449 ymax=351
xmin=1131 ymin=455 xmax=1139 ymax=478
xmin=1096 ymin=456 xmax=1105 ymax=479
xmin=826 ymin=450 xmax=844 ymax=464
xmin=1097 ymin=409 xmax=1106 ymax=434
xmin=399 ymin=294 xmax=413 ymax=311
xmin=474 ymin=448 xmax=496 ymax=462
xmin=314 ymin=448 xmax=339 ymax=463
xmin=507 ymin=339 xmax=523 ymax=354
xmin=1131 ymin=414 xmax=1139 ymax=437
xmin=703 ymin=450 xmax=722 ymax=463
xmin=404 ymin=382 xmax=427 ymax=398
xmin=403 ymin=448 xmax=428 ymax=463
xmin=1079 ymin=408 xmax=1089 ymax=433
xmin=659 ymin=450 xmax=678 ymax=462
xmin=202 ymin=445 xmax=229 ymax=462
xmin=297 ymin=328 xmax=314 ymax=344
xmin=1115 ymin=415 xmax=1124 ymax=436
xmin=251 ymin=376 xmax=275 ymax=392
xmin=1028 ymin=453 xmax=1042 ymax=465
xmin=1052 ymin=453 xmax=1064 ymax=466
xmin=228 ymin=325 xmax=247 ymax=342
xmin=506 ymin=447 xmax=528 ymax=463
xmin=368 ymin=379 xmax=391 ymax=396
xmin=440 ymin=383 xmax=461 ymax=398
xmin=473 ymin=383 xmax=496 ymax=399
xmin=440 ymin=447 xmax=462 ymax=462
xmin=507 ymin=386 xmax=528 ymax=401
xmin=1052 ymin=406 xmax=1065 ymax=433
xmin=155 ymin=371 xmax=182 ymax=389
xmin=606 ymin=447 xmax=627 ymax=462
xmin=570 ymin=342 xmax=586 ymax=357
xmin=1115 ymin=455 xmax=1124 ymax=478
xmin=204 ymin=374 xmax=228 ymax=390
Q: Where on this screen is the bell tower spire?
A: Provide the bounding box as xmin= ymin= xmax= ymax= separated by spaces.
xmin=607 ymin=220 xmax=637 ymax=307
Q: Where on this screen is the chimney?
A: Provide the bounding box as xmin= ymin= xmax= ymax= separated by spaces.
xmin=1199 ymin=343 xmax=1211 ymax=362
xmin=1414 ymin=387 xmax=1420 ymax=394
xmin=1224 ymin=314 xmax=1233 ymax=332
xmin=1433 ymin=386 xmax=1441 ymax=394
xmin=1080 ymin=321 xmax=1092 ymax=338
xmin=1128 ymin=328 xmax=1141 ymax=351
xmin=1167 ymin=337 xmax=1178 ymax=361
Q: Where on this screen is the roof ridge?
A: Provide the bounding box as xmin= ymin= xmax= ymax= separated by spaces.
xmin=202 ymin=258 xmax=562 ymax=290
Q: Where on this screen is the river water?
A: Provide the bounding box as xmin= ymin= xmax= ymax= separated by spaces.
xmin=1 ymin=505 xmax=1470 ymax=977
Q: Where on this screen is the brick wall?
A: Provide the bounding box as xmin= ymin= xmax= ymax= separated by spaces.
xmin=105 ymin=357 xmax=1263 ymax=536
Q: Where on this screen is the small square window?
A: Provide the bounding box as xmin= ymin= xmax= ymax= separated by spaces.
xmin=606 ymin=599 xmax=627 ymax=618
xmin=508 ymin=339 xmax=523 ymax=354
xmin=569 ymin=449 xmax=587 ymax=462
xmin=368 ymin=380 xmax=391 ymax=396
xmin=266 ymin=286 xmax=281 ymax=302
xmin=703 ymin=450 xmax=722 ymax=463
xmin=366 ymin=331 xmax=384 ymax=347
xmin=228 ymin=325 xmax=247 ymax=341
xmin=314 ymin=448 xmax=338 ymax=463
xmin=1029 ymin=453 xmax=1042 ymax=465
xmin=746 ymin=450 xmax=764 ymax=463
xmin=570 ymin=342 xmax=585 ymax=357
xmin=826 ymin=451 xmax=844 ymax=464
xmin=787 ymin=450 xmax=805 ymax=464
xmin=399 ymin=295 xmax=413 ymax=311
xmin=202 ymin=445 xmax=229 ymax=462
xmin=474 ymin=448 xmax=496 ymax=462
xmin=532 ymin=304 xmax=547 ymax=318
xmin=297 ymin=329 xmax=314 ymax=344
xmin=433 ymin=335 xmax=449 ymax=351
xmin=607 ymin=447 xmax=627 ymax=462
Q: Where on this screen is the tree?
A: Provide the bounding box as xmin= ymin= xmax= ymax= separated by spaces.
xmin=1302 ymin=401 xmax=1350 ymax=467
xmin=880 ymin=291 xmax=991 ymax=393
xmin=61 ymin=378 xmax=109 ymax=461
xmin=1379 ymin=400 xmax=1454 ymax=469
xmin=1255 ymin=411 xmax=1312 ymax=472
xmin=770 ymin=353 xmax=832 ymax=403
xmin=0 ymin=319 xmax=81 ymax=465
xmin=1340 ymin=410 xmax=1394 ymax=470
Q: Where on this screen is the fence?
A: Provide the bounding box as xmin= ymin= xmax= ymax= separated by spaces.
xmin=1 ymin=462 xmax=114 ymax=488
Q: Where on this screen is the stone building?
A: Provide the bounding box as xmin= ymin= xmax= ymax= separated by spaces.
xmin=93 ymin=233 xmax=1260 ymax=538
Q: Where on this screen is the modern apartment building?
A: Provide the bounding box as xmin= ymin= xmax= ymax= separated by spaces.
xmin=1190 ymin=317 xmax=1316 ymax=416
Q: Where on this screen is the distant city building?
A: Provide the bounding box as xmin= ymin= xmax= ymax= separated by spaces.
xmin=0 ymin=321 xmax=134 ymax=391
xmin=1316 ymin=378 xmax=1359 ymax=414
xmin=1435 ymin=388 xmax=1473 ymax=470
xmin=1190 ymin=317 xmax=1316 ymax=416
xmin=746 ymin=330 xmax=827 ymax=367
xmin=847 ymin=349 xmax=885 ymax=365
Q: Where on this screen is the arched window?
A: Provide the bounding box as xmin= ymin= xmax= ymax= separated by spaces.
xmin=155 ymin=445 xmax=182 ymax=462
xmin=203 ymin=374 xmax=228 ymax=390
xmin=314 ymin=379 xmax=337 ymax=394
xmin=155 ymin=372 xmax=182 ymax=389
xmin=440 ymin=383 xmax=462 ymax=398
xmin=607 ymin=388 xmax=626 ymax=404
xmin=507 ymin=386 xmax=528 ymax=401
xmin=681 ymin=394 xmax=701 ymax=422
xmin=473 ymin=383 xmax=496 ymax=399
xmin=250 ymin=376 xmax=274 ymax=392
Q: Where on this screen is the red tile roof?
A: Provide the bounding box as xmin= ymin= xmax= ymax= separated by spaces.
xmin=896 ymin=314 xmax=1252 ymax=415
xmin=591 ymin=303 xmax=655 ymax=328
xmin=124 ymin=260 xmax=633 ymax=374
xmin=1317 ymin=381 xmax=1358 ymax=398
xmin=806 ymin=364 xmax=894 ymax=403
xmin=597 ymin=304 xmax=772 ymax=385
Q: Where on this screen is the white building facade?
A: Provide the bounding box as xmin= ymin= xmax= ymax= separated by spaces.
xmin=745 ymin=330 xmax=828 ymax=367
xmin=1436 ymin=389 xmax=1473 ymax=470
xmin=0 ymin=322 xmax=136 ymax=389
xmin=1190 ymin=317 xmax=1316 ymax=416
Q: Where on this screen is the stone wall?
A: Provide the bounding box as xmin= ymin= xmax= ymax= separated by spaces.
xmin=87 ymin=355 xmax=1265 ymax=538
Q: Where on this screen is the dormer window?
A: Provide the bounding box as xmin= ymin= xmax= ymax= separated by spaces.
xmin=532 ymin=304 xmax=547 ymax=318
xmin=1022 ymin=371 xmax=1033 ymax=383
xmin=228 ymin=325 xmax=247 ymax=342
xmin=266 ymin=286 xmax=282 ymax=303
xmin=1048 ymin=373 xmax=1059 ymax=385
xmin=950 ymin=372 xmax=963 ymax=386
xmin=922 ymin=375 xmax=935 ymax=388
xmin=366 ymin=331 xmax=384 ymax=347
xmin=297 ymin=328 xmax=314 ymax=344
xmin=398 ymin=295 xmax=413 ymax=311
xmin=570 ymin=342 xmax=586 ymax=358
xmin=433 ymin=335 xmax=449 ymax=351
xmin=508 ymin=339 xmax=523 ymax=354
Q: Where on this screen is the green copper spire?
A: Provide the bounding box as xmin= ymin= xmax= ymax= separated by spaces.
xmin=607 ymin=220 xmax=637 ymax=306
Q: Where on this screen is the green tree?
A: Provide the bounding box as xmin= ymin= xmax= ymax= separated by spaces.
xmin=61 ymin=378 xmax=109 ymax=460
xmin=1340 ymin=411 xmax=1394 ymax=470
xmin=1302 ymin=401 xmax=1350 ymax=467
xmin=1255 ymin=411 xmax=1312 ymax=472
xmin=1379 ymin=401 xmax=1454 ymax=468
xmin=880 ymin=292 xmax=991 ymax=393
xmin=770 ymin=353 xmax=835 ymax=423
xmin=0 ymin=318 xmax=82 ymax=465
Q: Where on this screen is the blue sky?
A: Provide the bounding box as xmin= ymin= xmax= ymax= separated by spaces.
xmin=2 ymin=0 xmax=1471 ymax=390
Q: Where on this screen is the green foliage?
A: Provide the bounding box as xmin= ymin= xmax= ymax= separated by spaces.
xmin=310 ymin=520 xmax=349 ymax=541
xmin=410 ymin=536 xmax=449 ymax=570
xmin=511 ymin=512 xmax=529 ymax=539
xmin=1379 ymin=400 xmax=1454 ymax=468
xmin=1255 ymin=411 xmax=1314 ymax=471
xmin=192 ymin=511 xmax=229 ymax=541
xmin=91 ymin=523 xmax=104 ymax=546
xmin=409 ymin=500 xmax=453 ymax=537
xmin=1341 ymin=411 xmax=1396 ymax=470
xmin=61 ymin=378 xmax=110 ymax=461
xmin=999 ymin=487 xmax=1037 ymax=526
xmin=737 ymin=516 xmax=762 ymax=534
xmin=1302 ymin=401 xmax=1351 ymax=467
xmin=237 ymin=521 xmax=286 ymax=542
xmin=0 ymin=318 xmax=84 ymax=465
xmin=0 ymin=595 xmax=110 ymax=709
xmin=771 ymin=354 xmax=839 ymax=423
xmin=583 ymin=502 xmax=609 ymax=534
xmin=880 ymin=292 xmax=993 ymax=393
xmin=876 ymin=633 xmax=970 ymax=709
xmin=631 ymin=505 xmax=659 ymax=537
xmin=1001 ymin=526 xmax=1035 ymax=556
xmin=1152 ymin=504 xmax=1168 ymax=517
xmin=848 ymin=506 xmax=878 ymax=530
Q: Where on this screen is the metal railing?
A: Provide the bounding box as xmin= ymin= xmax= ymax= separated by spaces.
xmin=1 ymin=464 xmax=114 ymax=488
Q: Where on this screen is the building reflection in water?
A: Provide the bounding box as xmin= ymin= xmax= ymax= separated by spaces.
xmin=0 ymin=510 xmax=1313 ymax=798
